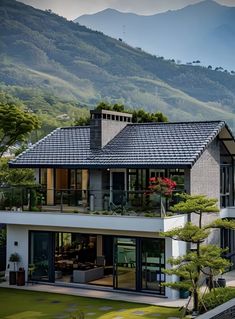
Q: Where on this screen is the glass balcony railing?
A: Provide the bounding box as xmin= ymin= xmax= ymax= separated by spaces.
xmin=0 ymin=186 xmax=182 ymax=217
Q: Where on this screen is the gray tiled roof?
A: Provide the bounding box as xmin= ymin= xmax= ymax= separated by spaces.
xmin=10 ymin=126 xmax=91 ymax=167
xmin=10 ymin=121 xmax=226 ymax=168
xmin=86 ymin=121 xmax=225 ymax=168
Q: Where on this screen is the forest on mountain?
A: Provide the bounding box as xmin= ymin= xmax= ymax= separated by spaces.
xmin=1 ymin=0 xmax=235 ymax=137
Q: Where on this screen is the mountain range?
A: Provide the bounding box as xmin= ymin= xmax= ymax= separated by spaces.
xmin=1 ymin=0 xmax=235 ymax=132
xmin=76 ymin=0 xmax=235 ymax=70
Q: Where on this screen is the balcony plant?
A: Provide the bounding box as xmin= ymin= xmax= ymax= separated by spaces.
xmin=147 ymin=177 xmax=176 ymax=216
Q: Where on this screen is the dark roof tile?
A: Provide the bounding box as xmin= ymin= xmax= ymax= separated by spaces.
xmin=10 ymin=121 xmax=227 ymax=168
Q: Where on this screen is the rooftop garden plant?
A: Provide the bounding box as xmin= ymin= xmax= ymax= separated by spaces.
xmin=146 ymin=177 xmax=177 ymax=216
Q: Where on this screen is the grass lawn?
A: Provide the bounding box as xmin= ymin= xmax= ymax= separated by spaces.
xmin=0 ymin=288 xmax=182 ymax=319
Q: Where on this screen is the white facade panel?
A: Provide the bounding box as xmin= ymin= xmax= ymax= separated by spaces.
xmin=0 ymin=211 xmax=187 ymax=233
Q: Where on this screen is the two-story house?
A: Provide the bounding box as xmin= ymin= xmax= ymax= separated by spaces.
xmin=1 ymin=108 xmax=235 ymax=299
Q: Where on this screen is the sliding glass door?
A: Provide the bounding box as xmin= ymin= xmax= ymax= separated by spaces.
xmin=29 ymin=231 xmax=55 ymax=282
xmin=114 ymin=237 xmax=165 ymax=294
xmin=141 ymin=238 xmax=165 ymax=294
xmin=114 ymin=237 xmax=136 ymax=290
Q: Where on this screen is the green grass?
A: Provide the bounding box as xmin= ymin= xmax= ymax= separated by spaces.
xmin=0 ymin=288 xmax=182 ymax=319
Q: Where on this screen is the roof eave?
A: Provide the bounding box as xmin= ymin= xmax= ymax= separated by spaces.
xmin=9 ymin=163 xmax=193 ymax=169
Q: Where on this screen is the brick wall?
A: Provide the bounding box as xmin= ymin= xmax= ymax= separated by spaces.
xmin=190 ymin=139 xmax=220 ymax=204
xmin=189 ymin=139 xmax=221 ymax=244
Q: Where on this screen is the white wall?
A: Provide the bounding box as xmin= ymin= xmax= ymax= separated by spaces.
xmin=1 ymin=211 xmax=186 ymax=234
xmin=165 ymin=237 xmax=187 ymax=299
xmin=6 ymin=225 xmax=29 ymax=277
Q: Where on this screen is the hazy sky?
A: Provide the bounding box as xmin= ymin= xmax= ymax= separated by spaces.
xmin=18 ymin=0 xmax=235 ymax=20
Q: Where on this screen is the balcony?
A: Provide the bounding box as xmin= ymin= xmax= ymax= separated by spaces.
xmin=0 ymin=186 xmax=181 ymax=217
xmin=0 ymin=186 xmax=187 ymax=233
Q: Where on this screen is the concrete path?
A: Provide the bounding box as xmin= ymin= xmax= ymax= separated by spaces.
xmin=0 ymin=281 xmax=187 ymax=308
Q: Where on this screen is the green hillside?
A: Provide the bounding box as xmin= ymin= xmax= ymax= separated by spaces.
xmin=1 ymin=0 xmax=235 ymax=131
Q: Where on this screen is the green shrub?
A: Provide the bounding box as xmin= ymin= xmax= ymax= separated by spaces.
xmin=201 ymin=287 xmax=235 ymax=312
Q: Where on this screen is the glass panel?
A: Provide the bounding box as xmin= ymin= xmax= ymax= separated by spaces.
xmin=69 ymin=170 xmax=83 ymax=206
xmin=40 ymin=168 xmax=47 ymax=187
xmin=149 ymin=169 xmax=165 ymax=178
xmin=70 ymin=169 xmax=76 ymax=189
xmin=112 ymin=172 xmax=125 ymax=205
xmin=141 ymin=238 xmax=165 ymax=294
xmin=114 ymin=237 xmax=136 ymax=290
xmin=169 ymin=169 xmax=185 ymax=192
xmin=30 ymin=232 xmax=51 ymax=281
xmin=55 ymin=233 xmax=97 ymax=284
xmin=220 ymin=165 xmax=232 ymax=208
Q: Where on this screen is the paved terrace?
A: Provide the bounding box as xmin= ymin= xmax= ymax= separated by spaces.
xmin=2 ymin=270 xmax=235 ymax=307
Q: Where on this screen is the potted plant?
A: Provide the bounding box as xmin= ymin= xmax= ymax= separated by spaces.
xmin=9 ymin=252 xmax=20 ymax=285
xmin=147 ymin=177 xmax=176 ymax=216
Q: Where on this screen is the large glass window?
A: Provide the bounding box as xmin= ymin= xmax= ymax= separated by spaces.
xmin=114 ymin=238 xmax=136 ymax=290
xmin=114 ymin=237 xmax=165 ymax=294
xmin=29 ymin=232 xmax=166 ymax=295
xmin=169 ymin=169 xmax=185 ymax=192
xmin=55 ymin=233 xmax=97 ymax=284
xmin=69 ymin=169 xmax=87 ymax=206
xmin=141 ymin=238 xmax=165 ymax=294
xmin=29 ymin=231 xmax=54 ymax=282
xmin=127 ymin=169 xmax=147 ymax=207
xmin=220 ymin=165 xmax=233 ymax=208
xmin=40 ymin=168 xmax=47 ymax=188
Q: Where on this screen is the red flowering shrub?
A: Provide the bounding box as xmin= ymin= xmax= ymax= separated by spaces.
xmin=148 ymin=177 xmax=176 ymax=198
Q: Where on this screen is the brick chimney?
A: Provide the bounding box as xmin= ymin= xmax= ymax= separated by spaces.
xmin=90 ymin=109 xmax=132 ymax=149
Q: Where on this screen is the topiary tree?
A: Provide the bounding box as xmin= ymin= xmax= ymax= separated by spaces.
xmin=162 ymin=194 xmax=235 ymax=314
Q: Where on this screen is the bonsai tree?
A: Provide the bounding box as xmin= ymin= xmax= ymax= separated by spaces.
xmin=9 ymin=253 xmax=21 ymax=271
xmin=162 ymin=193 xmax=235 ymax=314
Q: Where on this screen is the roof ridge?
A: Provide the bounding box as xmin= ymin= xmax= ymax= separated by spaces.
xmin=60 ymin=126 xmax=90 ymax=130
xmin=127 ymin=120 xmax=224 ymax=126
xmin=191 ymin=121 xmax=226 ymax=165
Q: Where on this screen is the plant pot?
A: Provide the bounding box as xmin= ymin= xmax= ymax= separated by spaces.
xmin=179 ymin=288 xmax=189 ymax=299
xmin=17 ymin=269 xmax=25 ymax=286
xmin=9 ymin=271 xmax=17 ymax=285
xmin=217 ymin=278 xmax=226 ymax=288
